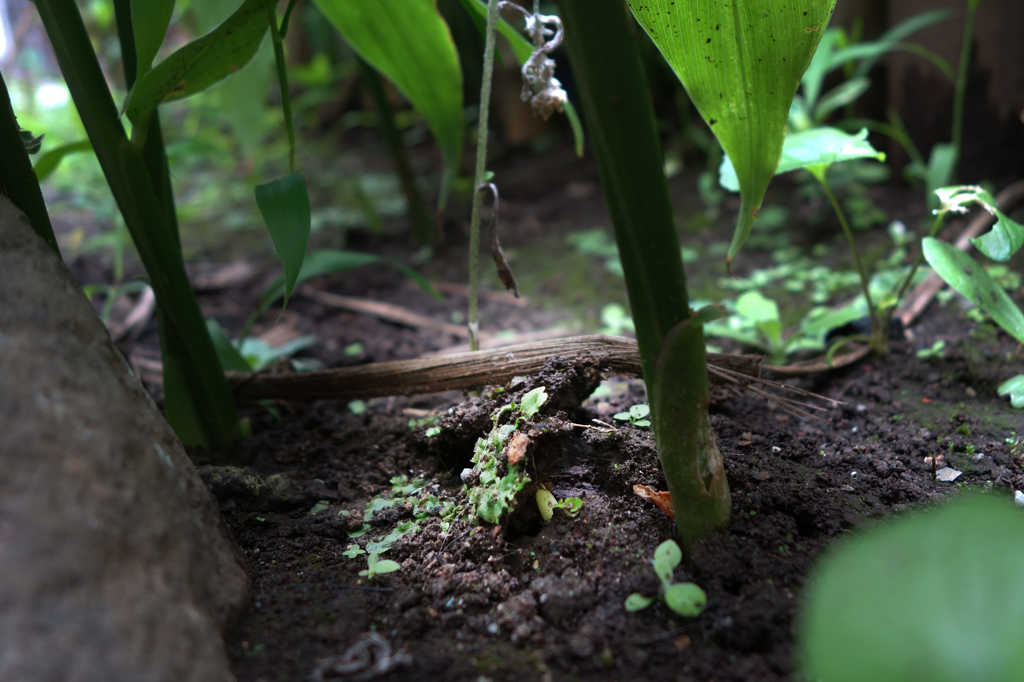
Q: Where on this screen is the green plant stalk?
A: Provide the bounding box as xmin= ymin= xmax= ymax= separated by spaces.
xmin=37 ymin=0 xmax=239 ymax=448
xmin=560 ymin=0 xmax=729 ymax=558
xmin=0 ymin=70 xmax=60 ymax=256
xmin=813 ymin=168 xmax=887 ymax=355
xmin=267 ymin=3 xmax=296 ymax=174
xmin=950 ymin=0 xmax=980 ymax=183
xmin=357 ymin=57 xmax=436 ymax=244
xmin=466 ymin=0 xmax=501 ymax=351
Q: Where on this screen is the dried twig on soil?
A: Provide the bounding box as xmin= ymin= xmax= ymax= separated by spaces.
xmin=227 ymin=334 xmax=835 ymax=404
xmin=300 ymin=285 xmax=469 ymax=338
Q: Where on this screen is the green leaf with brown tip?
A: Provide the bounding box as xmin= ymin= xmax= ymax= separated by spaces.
xmin=626 ymin=0 xmax=836 ymax=268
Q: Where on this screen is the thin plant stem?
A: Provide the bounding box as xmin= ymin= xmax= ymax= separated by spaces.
xmin=950 ymin=0 xmax=980 ymax=183
xmin=890 ymin=213 xmax=946 ymax=314
xmin=817 ymin=174 xmax=881 ymax=342
xmin=467 ymin=0 xmax=501 ymax=351
xmin=268 ymin=4 xmax=296 ymax=174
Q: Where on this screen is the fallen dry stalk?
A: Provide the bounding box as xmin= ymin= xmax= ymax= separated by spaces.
xmin=226 ymin=334 xmax=862 ymax=403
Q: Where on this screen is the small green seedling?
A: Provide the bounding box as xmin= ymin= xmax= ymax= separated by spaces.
xmin=613 ymin=404 xmax=651 ymax=428
xmin=358 ymin=553 xmax=400 ymax=579
xmin=343 ymin=543 xmax=366 ymax=559
xmin=536 ymin=489 xmax=584 ymax=521
xmin=916 ymin=339 xmax=946 ymax=359
xmin=624 ymin=540 xmax=708 ymax=617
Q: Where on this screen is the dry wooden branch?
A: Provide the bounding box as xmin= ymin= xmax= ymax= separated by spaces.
xmin=226 ymin=333 xmax=853 ymax=404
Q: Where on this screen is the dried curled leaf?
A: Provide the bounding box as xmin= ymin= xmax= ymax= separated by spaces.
xmin=633 ymin=484 xmax=675 ymax=518
xmin=506 ymin=432 xmax=530 ymax=466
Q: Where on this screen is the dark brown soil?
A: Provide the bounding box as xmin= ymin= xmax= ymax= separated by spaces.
xmin=68 ymin=145 xmax=1024 ymax=682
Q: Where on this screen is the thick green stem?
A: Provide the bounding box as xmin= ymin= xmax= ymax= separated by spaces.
xmin=816 ymin=171 xmax=886 ymax=354
xmin=37 ymin=0 xmax=239 ymax=448
xmin=358 ymin=58 xmax=436 ymax=244
xmin=950 ymin=0 xmax=979 ymax=183
xmin=467 ymin=0 xmax=501 ymax=351
xmin=0 ymin=70 xmax=60 ymax=256
xmin=560 ymin=0 xmax=729 ymax=556
xmin=267 ymin=3 xmax=296 ymax=174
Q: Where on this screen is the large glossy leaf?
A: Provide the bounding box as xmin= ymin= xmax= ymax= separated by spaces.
xmin=255 ymin=173 xmax=311 ymax=310
xmin=131 ymin=0 xmax=175 ymax=79
xmin=719 ymin=127 xmax=883 ymax=192
xmin=800 ymin=494 xmax=1024 ymax=682
xmin=922 ymin=238 xmax=1024 ymax=344
xmin=313 ymin=0 xmax=462 ymax=200
xmin=126 ymin=0 xmax=274 ymax=129
xmin=628 ymin=0 xmax=836 ymax=268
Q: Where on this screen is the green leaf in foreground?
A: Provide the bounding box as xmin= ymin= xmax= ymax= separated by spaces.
xmin=932 ymin=186 xmax=1024 ymax=263
xmin=921 ymin=238 xmax=1024 ymax=345
xmin=126 ymin=0 xmax=273 ymax=130
xmin=997 ymin=375 xmax=1024 ymax=409
xmin=255 ymin=172 xmax=311 ymax=310
xmin=131 ymin=0 xmax=175 ymax=79
xmin=314 ymin=0 xmax=462 ymax=204
xmin=799 ymin=494 xmax=1024 ymax=682
xmin=628 ymin=0 xmax=836 ymax=267
xmin=719 ymin=128 xmax=885 ymax=192
xmin=32 ymin=139 xmax=92 ymax=182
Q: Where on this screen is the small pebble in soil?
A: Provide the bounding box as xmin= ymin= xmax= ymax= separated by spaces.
xmin=1014 ymin=490 xmax=1024 ymax=507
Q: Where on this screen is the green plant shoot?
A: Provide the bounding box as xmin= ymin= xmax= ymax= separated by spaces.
xmin=628 ymin=0 xmax=836 ymax=269
xmin=625 ymin=540 xmax=707 ymax=618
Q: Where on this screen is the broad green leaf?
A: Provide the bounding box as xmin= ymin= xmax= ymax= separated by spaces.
xmin=33 ymin=139 xmax=92 ymax=181
xmin=799 ymin=494 xmax=1024 ymax=682
xmin=255 ymin=173 xmax=311 ymax=310
xmin=720 ymin=127 xmax=884 ymax=192
xmin=519 ymin=386 xmax=548 ymax=420
xmin=132 ymin=0 xmax=175 ymax=79
xmin=372 ymin=558 xmax=401 ymax=574
xmin=997 ymin=375 xmax=1024 ymax=409
xmin=664 ymin=582 xmax=707 ymax=617
xmin=813 ymin=76 xmax=870 ymax=122
xmin=206 ymin=319 xmax=253 ymax=372
xmin=973 ymin=209 xmax=1024 ymax=262
xmin=922 ymin=238 xmax=1024 ymax=345
xmin=314 ymin=0 xmax=462 ymax=204
xmin=126 ymin=0 xmax=274 ymax=129
xmin=737 ymin=290 xmax=782 ymax=349
xmin=628 ymin=0 xmax=836 ymax=267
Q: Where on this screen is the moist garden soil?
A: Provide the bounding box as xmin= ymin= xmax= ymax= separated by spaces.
xmin=72 ymin=147 xmax=1024 ymax=682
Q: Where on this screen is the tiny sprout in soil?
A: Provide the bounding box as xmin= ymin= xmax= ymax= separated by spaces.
xmin=358 ymin=553 xmax=400 ymax=579
xmin=613 ymin=403 xmax=651 ymax=428
xmin=625 ymin=540 xmax=708 ymax=618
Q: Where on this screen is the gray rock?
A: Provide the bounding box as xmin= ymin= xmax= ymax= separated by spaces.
xmin=0 ymin=196 xmax=249 ymax=681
